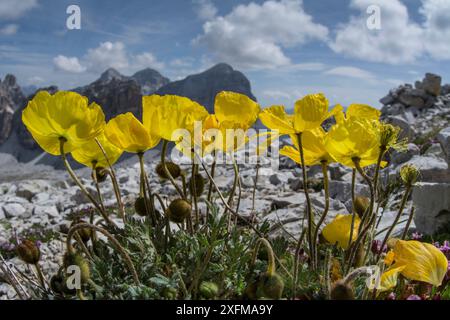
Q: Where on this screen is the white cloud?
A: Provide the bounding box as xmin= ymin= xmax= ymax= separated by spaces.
xmin=330 ymin=0 xmax=450 ymax=64
xmin=194 ymin=0 xmax=328 ymax=69
xmin=27 ymin=76 xmax=44 ymax=85
xmin=53 ymin=55 xmax=86 ymax=73
xmin=0 ymin=23 xmax=18 ymax=35
xmin=193 ymin=0 xmax=217 ymax=20
xmin=324 ymin=66 xmax=375 ymax=80
xmin=134 ymin=52 xmax=165 ymax=70
xmin=52 ymin=42 xmax=165 ymax=75
xmin=330 ymin=0 xmax=424 ymax=64
xmin=84 ymin=42 xmax=129 ymax=73
xmin=420 ymin=0 xmax=450 ymax=60
xmin=0 ymin=0 xmax=37 ymax=19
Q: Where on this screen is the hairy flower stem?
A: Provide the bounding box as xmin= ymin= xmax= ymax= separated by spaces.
xmin=205 ymin=152 xmax=217 ymax=219
xmin=195 ymin=153 xmax=263 ymax=237
xmin=224 ymin=154 xmax=239 ymax=217
xmin=91 ymin=166 xmax=106 ymax=214
xmin=33 ymin=263 xmax=46 ymax=289
xmin=95 ymin=138 xmax=125 ymax=223
xmin=312 ymin=161 xmax=330 ymax=267
xmin=377 ymin=185 xmax=412 ymax=261
xmin=252 ymin=161 xmax=259 ymax=213
xmin=138 ymin=152 xmax=156 ymax=226
xmin=296 ymin=133 xmax=315 ymax=269
xmin=258 ymin=238 xmax=276 ymax=276
xmin=191 ymin=163 xmax=200 ymax=230
xmin=348 ymin=169 xmax=357 ymax=248
xmin=59 ymin=138 xmax=115 ymax=227
xmin=346 ymin=159 xmax=375 ymax=271
xmin=161 ymin=140 xmax=185 ymax=199
xmin=401 ymin=207 xmax=415 ymax=240
xmin=292 ymin=229 xmax=306 ymax=299
xmin=67 ymin=223 xmax=140 ymax=285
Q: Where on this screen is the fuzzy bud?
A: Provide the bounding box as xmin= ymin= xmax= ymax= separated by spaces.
xmin=16 ymin=240 xmax=40 ymax=264
xmin=400 ymin=164 xmax=420 ymax=187
xmin=256 ymin=272 xmax=284 ymax=300
xmin=134 ymin=196 xmax=148 ymax=217
xmin=189 ymin=173 xmax=205 ymax=198
xmin=63 ymin=252 xmax=90 ymax=283
xmin=156 ymin=162 xmax=181 ymax=179
xmin=354 ymin=196 xmax=369 ymax=218
xmin=199 ymin=281 xmax=219 ymax=299
xmin=166 ymin=199 xmax=192 ymax=223
xmin=330 ymin=280 xmax=354 ymax=300
xmin=92 ymin=167 xmax=108 ymax=183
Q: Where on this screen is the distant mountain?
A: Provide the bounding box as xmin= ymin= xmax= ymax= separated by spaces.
xmin=21 ymin=85 xmax=38 ymax=97
xmin=0 ymin=75 xmax=26 ymax=144
xmin=132 ymin=68 xmax=170 ymax=95
xmin=156 ymin=63 xmax=256 ymax=113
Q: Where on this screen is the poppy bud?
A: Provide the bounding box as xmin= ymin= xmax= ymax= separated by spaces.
xmin=166 ymin=199 xmax=192 ymax=223
xmin=189 ymin=173 xmax=205 ymax=197
xmin=134 ymin=196 xmax=148 ymax=217
xmin=71 ymin=220 xmax=91 ymax=243
xmin=92 ymin=167 xmax=108 ymax=183
xmin=156 ymin=162 xmax=181 ymax=179
xmin=16 ymin=240 xmax=40 ymax=264
xmin=330 ymin=280 xmax=354 ymax=300
xmin=256 ymin=272 xmax=284 ymax=300
xmin=199 ymin=281 xmax=219 ymax=299
xmin=354 ymin=196 xmax=369 ymax=218
xmin=243 ymin=280 xmax=259 ymax=300
xmin=400 ymin=164 xmax=420 ymax=187
xmin=63 ymin=252 xmax=90 ymax=283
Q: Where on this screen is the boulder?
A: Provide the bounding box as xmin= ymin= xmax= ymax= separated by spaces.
xmin=398 ymin=88 xmax=426 ymax=108
xmin=403 ymin=155 xmax=449 ymax=183
xmin=413 ymin=183 xmax=450 ymax=235
xmin=2 ymin=203 xmax=28 ymax=218
xmin=437 ymin=127 xmax=450 ymax=165
xmin=390 ymin=143 xmax=420 ymax=165
xmin=329 ymin=181 xmax=370 ymax=202
xmin=421 ymin=73 xmax=442 ymax=96
xmin=385 ymin=116 xmax=416 ymax=142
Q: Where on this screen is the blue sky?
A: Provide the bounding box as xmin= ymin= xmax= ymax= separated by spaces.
xmin=1 ymin=0 xmax=449 ymax=108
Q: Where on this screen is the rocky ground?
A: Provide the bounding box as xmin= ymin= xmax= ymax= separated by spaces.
xmin=0 ymin=73 xmax=449 ymax=299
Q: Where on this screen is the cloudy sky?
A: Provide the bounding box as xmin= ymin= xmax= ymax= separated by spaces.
xmin=0 ymin=0 xmax=449 ymax=108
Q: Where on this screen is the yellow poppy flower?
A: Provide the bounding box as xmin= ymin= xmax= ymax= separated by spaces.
xmin=334 ymin=103 xmax=381 ymax=124
xmin=325 ymin=119 xmax=382 ymax=168
xmin=322 ymin=214 xmax=361 ymax=250
xmin=384 ymin=250 xmax=395 ymax=266
xmin=259 ymin=93 xmax=336 ymax=135
xmin=22 ymin=91 xmax=105 ymax=155
xmin=71 ymin=134 xmax=123 ymax=169
xmin=279 ymin=128 xmax=335 ymax=166
xmin=142 ymin=94 xmax=209 ymax=142
xmin=389 ymin=240 xmax=448 ymax=287
xmin=105 ymin=112 xmax=160 ymax=153
xmin=377 ymin=265 xmax=405 ymax=292
xmin=214 ymin=91 xmax=260 ymax=130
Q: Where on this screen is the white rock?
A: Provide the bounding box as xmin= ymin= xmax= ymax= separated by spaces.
xmin=413 ymin=182 xmax=450 ymax=235
xmin=2 ymin=203 xmax=27 ymax=218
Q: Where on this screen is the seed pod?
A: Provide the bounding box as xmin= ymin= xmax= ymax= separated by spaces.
xmin=16 ymin=239 xmax=40 ymax=265
xmin=156 ymin=162 xmax=181 ymax=179
xmin=92 ymin=167 xmax=108 ymax=183
xmin=354 ymin=196 xmax=369 ymax=218
xmin=330 ymin=280 xmax=354 ymax=300
xmin=71 ymin=220 xmax=91 ymax=243
xmin=166 ymin=199 xmax=191 ymax=223
xmin=134 ymin=196 xmax=148 ymax=216
xmin=256 ymin=272 xmax=284 ymax=300
xmin=199 ymin=281 xmax=219 ymax=299
xmin=63 ymin=252 xmax=90 ymax=283
xmin=189 ymin=173 xmax=205 ymax=197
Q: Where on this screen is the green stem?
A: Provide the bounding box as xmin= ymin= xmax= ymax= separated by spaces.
xmin=348 ymin=169 xmax=357 ymax=248
xmin=161 ymin=140 xmax=185 ymax=198
xmin=67 ymin=223 xmax=140 ymax=285
xmin=296 ymin=133 xmax=315 ymax=269
xmin=377 ymin=185 xmax=412 ymax=261
xmin=205 ymin=152 xmax=217 ymax=218
xmin=257 ymin=238 xmax=276 ymax=276
xmin=59 ymin=138 xmax=115 ymax=227
xmin=312 ymin=161 xmax=329 ymax=267
xmin=401 ymin=207 xmax=415 ymax=240
xmin=191 ymin=163 xmax=200 ymax=229
xmin=292 ymin=229 xmax=306 ymax=300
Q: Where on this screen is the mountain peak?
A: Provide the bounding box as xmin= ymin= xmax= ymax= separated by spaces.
xmin=132 ymin=68 xmax=170 ymax=95
xmin=206 ymin=63 xmax=234 ymax=73
xmin=99 ymin=68 xmax=125 ymax=83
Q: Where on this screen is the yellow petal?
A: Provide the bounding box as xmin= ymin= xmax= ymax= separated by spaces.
xmin=293 ymin=93 xmax=330 ymax=133
xmin=322 ymin=214 xmax=361 ymax=250
xmin=72 ymin=134 xmax=123 ymax=168
xmin=346 ymin=104 xmax=381 ymax=121
xmin=214 ymin=91 xmax=260 ymax=130
xmin=378 ymin=265 xmax=405 ymax=292
xmin=142 ymin=95 xmax=209 ymax=141
xmin=392 ymin=240 xmax=448 ymax=286
xmin=105 ymin=113 xmax=160 ymax=153
xmin=325 ymin=119 xmax=380 ymax=168
xmin=384 ymin=250 xmax=395 ymax=266
xmin=258 ymin=105 xmax=296 ymax=134
xmin=22 ymin=91 xmax=105 ymax=155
